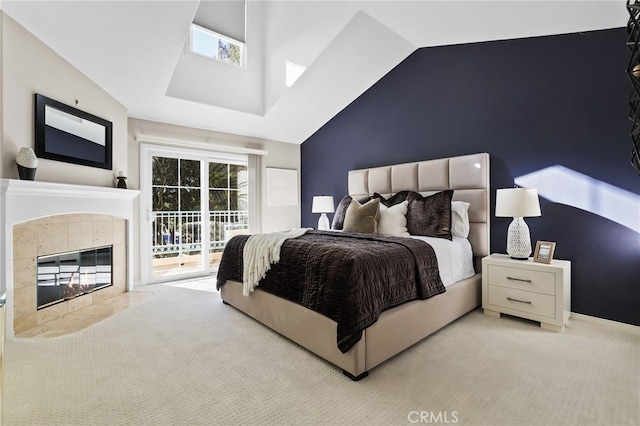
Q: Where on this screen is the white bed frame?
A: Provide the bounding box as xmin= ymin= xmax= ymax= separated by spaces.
xmin=221 ymin=152 xmax=490 ymax=379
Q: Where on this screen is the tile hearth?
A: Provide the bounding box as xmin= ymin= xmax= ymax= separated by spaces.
xmin=15 ymin=291 xmax=153 ymax=338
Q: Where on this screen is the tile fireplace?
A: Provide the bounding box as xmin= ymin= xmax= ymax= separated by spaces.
xmin=0 ymin=179 xmax=139 ymax=338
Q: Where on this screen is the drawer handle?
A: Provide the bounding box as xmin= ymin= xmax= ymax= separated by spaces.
xmin=507 ymin=276 xmax=532 ymax=283
xmin=506 ymin=297 xmax=532 ymax=305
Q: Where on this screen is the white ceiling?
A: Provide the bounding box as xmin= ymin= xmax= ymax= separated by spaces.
xmin=1 ymin=1 xmax=628 ymax=144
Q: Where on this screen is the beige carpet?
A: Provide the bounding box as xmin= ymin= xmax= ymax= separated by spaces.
xmin=3 ymin=278 xmax=639 ymax=426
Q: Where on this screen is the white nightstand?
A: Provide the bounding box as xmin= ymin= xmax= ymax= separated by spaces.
xmin=482 ymin=254 xmax=571 ymax=331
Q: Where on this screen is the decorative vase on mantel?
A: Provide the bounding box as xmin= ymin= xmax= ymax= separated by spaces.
xmin=16 ymin=147 xmax=38 ymax=181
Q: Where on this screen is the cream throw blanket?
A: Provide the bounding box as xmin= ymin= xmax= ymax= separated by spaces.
xmin=242 ymin=228 xmax=311 ymax=296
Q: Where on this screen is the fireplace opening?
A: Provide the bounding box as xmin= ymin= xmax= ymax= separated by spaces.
xmin=37 ymin=245 xmax=113 ymax=310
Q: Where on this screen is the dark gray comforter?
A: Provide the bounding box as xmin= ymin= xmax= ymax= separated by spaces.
xmin=216 ymin=230 xmax=445 ymax=353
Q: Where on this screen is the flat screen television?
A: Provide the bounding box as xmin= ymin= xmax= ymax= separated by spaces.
xmin=34 ymin=93 xmax=112 ymax=170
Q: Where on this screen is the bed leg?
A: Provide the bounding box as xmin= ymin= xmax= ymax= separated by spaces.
xmin=343 ymin=370 xmax=369 ymax=381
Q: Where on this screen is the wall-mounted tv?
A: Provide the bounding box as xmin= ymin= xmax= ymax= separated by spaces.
xmin=34 ymin=94 xmax=112 ymax=170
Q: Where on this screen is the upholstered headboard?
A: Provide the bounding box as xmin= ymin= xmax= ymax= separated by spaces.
xmin=348 ymin=152 xmax=490 ymax=260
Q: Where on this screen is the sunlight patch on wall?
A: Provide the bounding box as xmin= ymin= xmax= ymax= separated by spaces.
xmin=515 ymin=165 xmax=640 ymax=234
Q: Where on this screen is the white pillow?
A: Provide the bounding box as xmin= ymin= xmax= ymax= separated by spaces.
xmin=378 ymin=201 xmax=409 ymax=237
xmin=451 ymin=201 xmax=470 ymax=238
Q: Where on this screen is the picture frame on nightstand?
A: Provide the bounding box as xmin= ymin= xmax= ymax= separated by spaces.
xmin=533 ymin=241 xmax=556 ymax=264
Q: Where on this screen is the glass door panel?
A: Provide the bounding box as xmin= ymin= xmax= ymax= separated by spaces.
xmin=143 ymin=147 xmax=248 ymax=282
xmin=208 ymin=162 xmax=248 ymax=270
xmin=151 ymin=156 xmax=203 ymax=278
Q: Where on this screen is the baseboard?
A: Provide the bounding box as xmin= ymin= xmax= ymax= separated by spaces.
xmin=570 ymin=312 xmax=640 ymax=333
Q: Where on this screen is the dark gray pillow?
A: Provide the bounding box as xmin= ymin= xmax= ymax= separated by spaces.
xmin=331 ymin=195 xmax=372 ymax=230
xmin=373 ymin=190 xmax=417 ymax=207
xmin=331 ymin=195 xmax=352 ymax=230
xmin=343 ymin=198 xmax=380 ymax=234
xmin=406 ymin=190 xmax=454 ymax=240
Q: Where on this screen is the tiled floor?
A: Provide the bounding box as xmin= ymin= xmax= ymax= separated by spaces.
xmin=15 ymin=291 xmax=154 ymax=338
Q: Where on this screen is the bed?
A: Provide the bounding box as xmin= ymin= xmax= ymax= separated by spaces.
xmin=218 ymin=152 xmax=490 ymax=380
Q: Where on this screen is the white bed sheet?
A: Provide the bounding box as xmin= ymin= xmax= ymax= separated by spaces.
xmin=409 ymin=236 xmax=476 ymax=286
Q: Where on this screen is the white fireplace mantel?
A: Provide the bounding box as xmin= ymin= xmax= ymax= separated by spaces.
xmin=0 ymin=179 xmax=140 ymax=338
xmin=1 ymin=179 xmax=139 ymax=222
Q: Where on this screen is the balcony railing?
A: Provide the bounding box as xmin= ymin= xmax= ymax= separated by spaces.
xmin=152 ymin=210 xmax=248 ymax=256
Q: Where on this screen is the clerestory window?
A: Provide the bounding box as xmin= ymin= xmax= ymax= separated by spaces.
xmin=190 ymin=0 xmax=246 ymax=68
xmin=190 ymin=25 xmax=245 ymax=68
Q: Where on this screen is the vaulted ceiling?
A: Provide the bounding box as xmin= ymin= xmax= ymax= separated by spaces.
xmin=1 ymin=1 xmax=627 ymax=144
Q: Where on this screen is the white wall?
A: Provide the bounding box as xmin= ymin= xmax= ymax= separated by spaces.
xmin=263 ymin=1 xmax=355 ymax=113
xmin=127 ymin=118 xmax=300 ymax=285
xmin=0 ymin=11 xmax=301 ymax=287
xmin=0 ymin=12 xmax=127 ymax=186
xmin=0 ymin=11 xmax=4 ymax=176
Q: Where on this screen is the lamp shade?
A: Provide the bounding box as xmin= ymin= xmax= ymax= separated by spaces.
xmin=495 ymin=188 xmax=541 ymax=218
xmin=312 ymin=196 xmax=335 ymax=213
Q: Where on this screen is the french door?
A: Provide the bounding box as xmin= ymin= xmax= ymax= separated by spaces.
xmin=141 ymin=145 xmax=248 ymax=283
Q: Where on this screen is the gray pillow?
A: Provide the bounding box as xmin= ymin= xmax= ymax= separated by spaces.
xmin=406 ymin=190 xmax=453 ymax=240
xmin=343 ymin=198 xmax=380 ymax=234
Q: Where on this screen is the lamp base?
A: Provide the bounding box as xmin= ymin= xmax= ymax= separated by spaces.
xmin=317 ymin=213 xmax=330 ymax=231
xmin=506 ymin=217 xmax=532 ymax=260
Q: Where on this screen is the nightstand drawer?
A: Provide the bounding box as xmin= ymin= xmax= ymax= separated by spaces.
xmin=487 ymin=265 xmax=556 ymax=296
xmin=487 ymin=285 xmax=556 ymax=319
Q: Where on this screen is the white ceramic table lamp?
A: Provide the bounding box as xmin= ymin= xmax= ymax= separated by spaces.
xmin=312 ymin=196 xmax=335 ymax=230
xmin=495 ymin=188 xmax=541 ymax=259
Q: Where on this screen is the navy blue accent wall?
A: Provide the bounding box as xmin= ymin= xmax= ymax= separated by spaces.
xmin=301 ymin=28 xmax=640 ymax=326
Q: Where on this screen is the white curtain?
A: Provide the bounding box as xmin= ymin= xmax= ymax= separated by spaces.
xmin=248 ymin=153 xmax=263 ymax=234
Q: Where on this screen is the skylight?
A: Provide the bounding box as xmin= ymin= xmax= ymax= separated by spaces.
xmin=286 ymin=61 xmax=306 ymax=87
xmin=190 ymin=24 xmax=245 ymax=68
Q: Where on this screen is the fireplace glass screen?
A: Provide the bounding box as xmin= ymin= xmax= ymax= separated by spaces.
xmin=37 ymin=246 xmax=113 ymax=309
